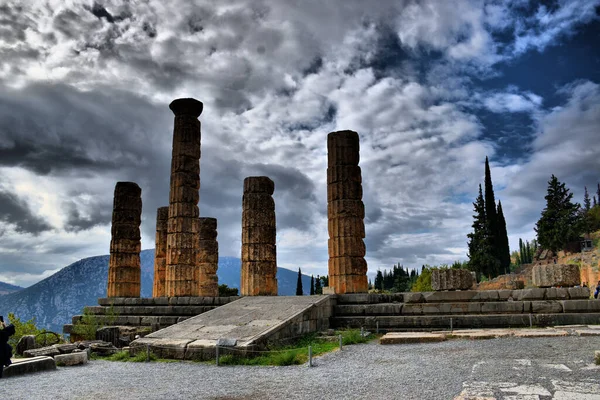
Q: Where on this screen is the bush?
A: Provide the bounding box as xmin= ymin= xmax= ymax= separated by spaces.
xmin=6 ymin=313 xmax=43 ymax=348
xmin=71 ymin=307 xmax=99 ymax=340
xmin=411 ymin=267 xmax=433 ymax=292
xmin=218 ymin=284 xmax=239 ymax=297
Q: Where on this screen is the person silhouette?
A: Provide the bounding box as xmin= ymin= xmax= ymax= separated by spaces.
xmin=0 ymin=316 xmax=16 ymax=379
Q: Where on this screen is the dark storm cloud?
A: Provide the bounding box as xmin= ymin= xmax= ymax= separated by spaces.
xmin=62 ymin=192 xmax=113 ymax=233
xmin=0 ymin=191 xmax=52 ymax=235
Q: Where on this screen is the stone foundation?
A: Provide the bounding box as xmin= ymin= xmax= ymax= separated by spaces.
xmin=532 ymin=263 xmax=580 ymax=287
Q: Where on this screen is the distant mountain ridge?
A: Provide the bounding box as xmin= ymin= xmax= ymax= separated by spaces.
xmin=0 ymin=250 xmax=313 ymax=332
xmin=0 ymin=281 xmax=23 ymax=296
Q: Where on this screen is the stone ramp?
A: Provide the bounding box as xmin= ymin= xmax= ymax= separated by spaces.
xmin=130 ymin=295 xmax=333 ymax=360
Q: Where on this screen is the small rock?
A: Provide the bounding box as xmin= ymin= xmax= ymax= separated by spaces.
xmin=16 ymin=335 xmax=36 ymax=356
xmin=55 ymin=351 xmax=88 ymax=366
xmin=23 ymin=345 xmax=60 ymax=358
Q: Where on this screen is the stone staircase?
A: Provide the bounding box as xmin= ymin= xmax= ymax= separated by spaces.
xmin=63 ymin=296 xmax=239 ymax=337
xmin=332 ymin=288 xmax=600 ymax=332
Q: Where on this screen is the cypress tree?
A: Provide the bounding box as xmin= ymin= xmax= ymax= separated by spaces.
xmin=484 ymin=156 xmax=501 ymax=277
xmin=497 ymin=201 xmax=511 ymax=273
xmin=519 ymin=238 xmax=524 ymax=266
xmin=375 ymin=270 xmax=384 ymax=290
xmin=535 ymin=175 xmax=582 ymax=252
xmin=467 ymin=184 xmax=496 ymax=280
xmin=594 ymin=196 xmax=598 ymax=208
xmin=315 ymin=275 xmax=322 ymax=294
xmin=310 ymin=275 xmax=315 ymax=295
xmin=296 ymin=268 xmax=303 ymax=296
xmin=584 ymin=186 xmax=591 ymax=212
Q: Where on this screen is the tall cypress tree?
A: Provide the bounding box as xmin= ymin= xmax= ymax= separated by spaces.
xmin=310 ymin=275 xmax=315 ymax=295
xmin=584 ymin=186 xmax=591 ymax=212
xmin=496 ymin=201 xmax=511 ymax=273
xmin=519 ymin=238 xmax=524 ymax=265
xmin=467 ymin=184 xmax=496 ymax=279
xmin=484 ymin=156 xmax=501 ymax=277
xmin=296 ymin=268 xmax=303 ymax=296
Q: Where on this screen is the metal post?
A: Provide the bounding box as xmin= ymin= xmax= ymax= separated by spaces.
xmin=450 ymin=318 xmax=453 ymax=332
xmin=529 ymin=313 xmax=533 ymax=328
xmin=216 ymin=345 xmax=220 ymax=366
xmin=146 ymin=344 xmax=150 ymax=362
xmin=376 ymin=321 xmax=379 ymax=334
xmin=339 ymin=334 xmax=343 ymax=351
xmin=308 ymin=345 xmax=312 ymax=367
xmin=361 ymin=327 xmax=364 ymax=337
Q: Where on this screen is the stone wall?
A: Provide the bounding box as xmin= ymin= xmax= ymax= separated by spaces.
xmin=531 ymin=264 xmax=580 ymax=287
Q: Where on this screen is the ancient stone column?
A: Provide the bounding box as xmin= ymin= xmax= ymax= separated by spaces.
xmin=327 ymin=130 xmax=368 ymax=294
xmin=198 ymin=217 xmax=219 ymax=297
xmin=241 ymin=177 xmax=278 ymax=296
xmin=165 ymin=98 xmax=203 ymax=297
xmin=107 ymin=182 xmax=142 ymax=298
xmin=152 ymin=206 xmax=169 ymax=297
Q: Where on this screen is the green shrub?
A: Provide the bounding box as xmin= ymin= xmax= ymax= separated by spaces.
xmin=71 ymin=307 xmax=99 ymax=340
xmin=218 ymin=284 xmax=239 ymax=297
xmin=6 ymin=313 xmax=43 ymax=348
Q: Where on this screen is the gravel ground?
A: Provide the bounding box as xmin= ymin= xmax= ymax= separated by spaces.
xmin=3 ymin=336 xmax=600 ymax=400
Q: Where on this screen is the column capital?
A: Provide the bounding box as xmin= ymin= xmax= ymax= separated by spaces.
xmin=169 ymin=98 xmax=203 ymax=117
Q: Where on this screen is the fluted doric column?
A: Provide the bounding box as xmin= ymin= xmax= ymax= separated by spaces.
xmin=165 ymin=98 xmax=203 ymax=297
xmin=152 ymin=206 xmax=168 ymax=297
xmin=241 ymin=176 xmax=278 ymax=296
xmin=327 ymin=130 xmax=368 ymax=293
xmin=107 ymin=182 xmax=142 ymax=297
xmin=198 ymin=217 xmax=218 ymax=296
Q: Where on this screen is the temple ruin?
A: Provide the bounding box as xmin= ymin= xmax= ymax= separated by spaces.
xmin=327 ymin=130 xmax=368 ymax=294
xmin=152 ymin=206 xmax=168 ymax=297
xmin=107 ymin=182 xmax=142 ymax=298
xmin=241 ymin=176 xmax=278 ymax=296
xmin=198 ymin=217 xmax=219 ymax=297
xmin=165 ymin=98 xmax=203 ymax=297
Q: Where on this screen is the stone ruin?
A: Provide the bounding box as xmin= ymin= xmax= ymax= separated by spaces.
xmin=152 ymin=206 xmax=168 ymax=297
xmin=198 ymin=217 xmax=219 ymax=297
xmin=107 ymin=182 xmax=142 ymax=298
xmin=165 ymin=98 xmax=203 ymax=297
xmin=532 ymin=263 xmax=580 ymax=288
xmin=431 ymin=269 xmax=474 ymax=291
xmin=327 ymin=130 xmax=368 ymax=294
xmin=241 ymin=176 xmax=278 ymax=296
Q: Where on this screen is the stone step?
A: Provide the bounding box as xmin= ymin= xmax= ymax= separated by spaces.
xmin=70 ymin=315 xmax=191 ymax=328
xmin=84 ymin=305 xmax=217 ymax=316
xmin=97 ymin=296 xmax=238 ymax=306
xmin=334 ymin=300 xmax=600 ymax=316
xmin=335 ymin=287 xmax=590 ymax=305
xmin=2 ymin=356 xmax=56 ymax=378
xmin=333 ymin=312 xmax=600 ymax=331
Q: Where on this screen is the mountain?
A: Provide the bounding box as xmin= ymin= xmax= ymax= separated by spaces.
xmin=0 ymin=281 xmax=23 ymax=296
xmin=0 ymin=250 xmax=314 ymax=332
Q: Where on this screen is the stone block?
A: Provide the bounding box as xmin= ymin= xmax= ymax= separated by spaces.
xmin=55 ymin=351 xmax=88 ymax=366
xmin=497 ymin=290 xmax=513 ymax=301
xmin=2 ymin=356 xmax=56 ymax=378
xmin=423 ymin=291 xmax=478 ymax=303
xmin=480 ymin=301 xmax=524 ymax=314
xmin=403 ymin=292 xmax=425 ymax=303
xmin=16 ymin=335 xmax=36 ymax=356
xmin=568 ymin=286 xmax=591 ymax=299
xmin=561 ymin=300 xmax=600 ymax=313
xmin=24 ymin=345 xmax=60 ymax=358
xmin=431 ymin=269 xmax=473 ymax=291
xmin=514 ymin=288 xmax=546 ymax=301
xmin=380 ymin=332 xmax=446 ymax=344
xmin=545 ymin=287 xmax=569 ymax=300
xmin=472 ymin=291 xmax=500 ymax=302
xmin=531 ymin=263 xmax=580 ymax=287
xmin=530 ymin=301 xmax=564 ymax=313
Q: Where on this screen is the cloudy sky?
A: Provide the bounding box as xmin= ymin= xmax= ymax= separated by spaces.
xmin=0 ymin=0 xmax=599 ymax=287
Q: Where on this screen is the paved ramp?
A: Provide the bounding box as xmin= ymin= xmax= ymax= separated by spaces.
xmin=130 ymin=295 xmax=333 ymax=360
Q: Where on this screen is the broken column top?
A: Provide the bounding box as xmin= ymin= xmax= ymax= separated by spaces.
xmin=327 ymin=130 xmax=359 ymax=147
xmin=199 ymin=217 xmax=217 ymax=230
xmin=115 ymin=181 xmax=141 ymax=195
xmin=169 ymin=98 xmax=204 ymax=117
xmin=156 ymin=206 xmax=169 ymax=221
xmin=244 ymin=176 xmax=275 ymax=195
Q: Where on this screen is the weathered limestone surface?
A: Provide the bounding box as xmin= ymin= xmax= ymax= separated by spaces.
xmin=54 ymin=352 xmax=88 ymax=366
xmin=198 ymin=217 xmax=218 ymax=296
xmin=431 ymin=269 xmax=474 ymax=291
xmin=152 ymin=206 xmax=168 ymax=297
xmin=2 ymin=356 xmax=56 ymax=378
xmin=241 ymin=177 xmax=277 ymax=296
xmin=327 ymin=130 xmax=368 ymax=294
xmin=166 ymin=98 xmax=203 ymax=297
xmin=107 ymin=182 xmax=142 ymax=298
xmin=532 ymin=263 xmax=580 ymax=288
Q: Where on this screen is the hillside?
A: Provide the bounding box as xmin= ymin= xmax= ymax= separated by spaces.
xmin=0 ymin=250 xmax=313 ymax=333
xmin=0 ymin=281 xmax=23 ymax=296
